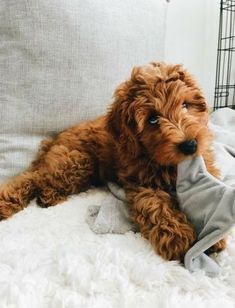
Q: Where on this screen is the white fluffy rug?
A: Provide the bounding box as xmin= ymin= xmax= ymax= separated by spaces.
xmin=0 ymin=188 xmax=235 ymax=308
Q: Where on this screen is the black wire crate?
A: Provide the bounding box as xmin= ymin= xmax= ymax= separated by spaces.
xmin=214 ymin=0 xmax=235 ymax=110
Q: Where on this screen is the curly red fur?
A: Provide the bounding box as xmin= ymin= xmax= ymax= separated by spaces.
xmin=0 ymin=62 xmax=225 ymax=260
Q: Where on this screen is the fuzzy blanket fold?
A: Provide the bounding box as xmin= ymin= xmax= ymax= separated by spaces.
xmin=177 ymin=153 xmax=235 ymax=276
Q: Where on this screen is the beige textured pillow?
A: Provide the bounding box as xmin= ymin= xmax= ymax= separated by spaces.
xmin=0 ymin=0 xmax=167 ymax=183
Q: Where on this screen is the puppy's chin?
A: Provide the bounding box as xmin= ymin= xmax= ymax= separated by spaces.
xmin=154 ymin=151 xmax=200 ymax=166
xmin=154 ymin=152 xmax=191 ymax=166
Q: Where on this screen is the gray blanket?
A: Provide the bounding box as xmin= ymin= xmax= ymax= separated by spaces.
xmin=86 ymin=108 xmax=235 ymax=276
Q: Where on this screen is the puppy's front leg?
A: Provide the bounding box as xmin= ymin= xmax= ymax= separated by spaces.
xmin=126 ymin=186 xmax=196 ymax=261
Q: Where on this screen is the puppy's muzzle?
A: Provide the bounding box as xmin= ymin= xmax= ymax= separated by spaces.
xmin=178 ymin=139 xmax=197 ymax=155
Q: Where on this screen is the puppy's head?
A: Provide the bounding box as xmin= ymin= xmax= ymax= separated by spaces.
xmin=106 ymin=62 xmax=211 ymax=166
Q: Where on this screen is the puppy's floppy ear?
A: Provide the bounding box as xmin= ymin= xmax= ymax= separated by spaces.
xmin=106 ymin=66 xmax=143 ymax=137
xmin=106 ymin=80 xmax=141 ymax=159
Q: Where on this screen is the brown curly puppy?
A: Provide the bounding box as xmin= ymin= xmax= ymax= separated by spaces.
xmin=0 ymin=62 xmax=226 ymax=260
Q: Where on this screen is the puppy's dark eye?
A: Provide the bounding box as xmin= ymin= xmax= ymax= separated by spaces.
xmin=148 ymin=114 xmax=160 ymax=125
xmin=182 ymin=102 xmax=189 ymax=109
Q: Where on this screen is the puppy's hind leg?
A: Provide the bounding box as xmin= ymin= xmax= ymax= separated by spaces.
xmin=35 ymin=144 xmax=97 ymax=208
xmin=0 ymin=171 xmax=38 ymax=220
xmin=0 ymin=139 xmax=98 ymax=218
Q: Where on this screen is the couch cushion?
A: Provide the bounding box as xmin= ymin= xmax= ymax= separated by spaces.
xmin=0 ymin=0 xmax=167 ymax=183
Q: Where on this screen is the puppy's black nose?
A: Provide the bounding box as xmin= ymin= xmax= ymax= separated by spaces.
xmin=178 ymin=139 xmax=197 ymax=155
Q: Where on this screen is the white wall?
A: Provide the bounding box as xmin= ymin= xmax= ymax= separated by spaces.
xmin=165 ymin=0 xmax=220 ymax=106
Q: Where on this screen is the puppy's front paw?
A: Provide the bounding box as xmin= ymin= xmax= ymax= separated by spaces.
xmin=148 ymin=222 xmax=196 ymax=261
